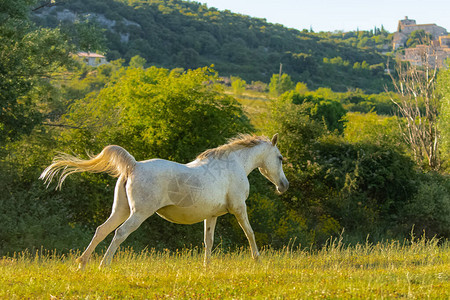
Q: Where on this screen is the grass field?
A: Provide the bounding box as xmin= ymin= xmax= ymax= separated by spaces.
xmin=225 ymin=89 xmax=272 ymax=131
xmin=1 ymin=237 xmax=448 ymax=299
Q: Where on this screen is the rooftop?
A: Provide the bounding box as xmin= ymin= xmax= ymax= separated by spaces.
xmin=77 ymin=52 xmax=105 ymax=58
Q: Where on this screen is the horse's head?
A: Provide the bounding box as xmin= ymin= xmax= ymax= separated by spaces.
xmin=258 ymin=134 xmax=289 ymax=194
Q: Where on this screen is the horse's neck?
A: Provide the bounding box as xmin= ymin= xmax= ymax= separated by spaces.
xmin=235 ymin=144 xmax=268 ymax=176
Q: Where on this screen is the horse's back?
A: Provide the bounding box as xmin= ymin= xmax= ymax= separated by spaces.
xmin=126 ymin=158 xmax=232 ymax=224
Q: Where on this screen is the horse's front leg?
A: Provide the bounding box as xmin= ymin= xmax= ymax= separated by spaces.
xmin=231 ymin=204 xmax=260 ymax=260
xmin=203 ymin=216 xmax=217 ymax=266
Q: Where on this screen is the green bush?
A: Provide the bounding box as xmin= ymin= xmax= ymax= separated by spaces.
xmin=268 ymin=93 xmax=426 ymax=245
xmin=402 ymin=172 xmax=450 ymax=238
xmin=280 ymin=91 xmax=346 ymax=133
xmin=246 ymin=193 xmax=309 ymax=248
xmin=0 ymin=182 xmax=90 ymax=255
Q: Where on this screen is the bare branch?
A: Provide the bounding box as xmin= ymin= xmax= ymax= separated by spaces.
xmin=42 ymin=122 xmax=81 ymax=129
xmin=32 ymin=0 xmax=57 ymax=12
xmin=388 ymin=40 xmax=441 ymax=170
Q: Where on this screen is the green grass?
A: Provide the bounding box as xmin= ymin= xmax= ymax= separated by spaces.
xmin=1 ymin=238 xmax=449 ymax=299
xmin=227 ymin=89 xmax=272 ymax=132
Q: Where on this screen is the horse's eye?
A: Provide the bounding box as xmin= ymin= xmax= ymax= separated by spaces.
xmin=278 ymin=156 xmax=283 ymax=162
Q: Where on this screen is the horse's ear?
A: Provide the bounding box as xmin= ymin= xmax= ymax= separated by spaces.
xmin=271 ymin=133 xmax=278 ymax=146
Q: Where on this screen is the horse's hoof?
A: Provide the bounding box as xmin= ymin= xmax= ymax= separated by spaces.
xmin=76 ymin=257 xmax=87 ymax=271
xmin=99 ymin=260 xmax=110 ymax=269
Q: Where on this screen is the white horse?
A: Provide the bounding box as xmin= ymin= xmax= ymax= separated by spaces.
xmin=40 ymin=134 xmax=289 ymax=269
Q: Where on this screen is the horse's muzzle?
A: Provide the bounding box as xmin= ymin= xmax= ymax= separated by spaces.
xmin=276 ymin=180 xmax=289 ymax=194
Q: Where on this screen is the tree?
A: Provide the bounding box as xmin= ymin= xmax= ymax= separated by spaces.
xmin=129 ymin=55 xmax=147 ymax=69
xmin=73 ymin=17 xmax=107 ymax=53
xmin=294 ymin=82 xmax=308 ymax=94
xmin=42 ymin=11 xmax=106 ymax=55
xmin=0 ymin=0 xmax=73 ymax=144
xmin=60 ymin=66 xmax=253 ymax=162
xmin=436 ymin=64 xmax=450 ymax=171
xmin=387 ymin=56 xmax=441 ymax=170
xmin=231 ymin=76 xmax=246 ymax=95
xmin=281 ymin=91 xmax=346 ymax=133
xmin=406 ymin=30 xmax=432 ymax=48
xmin=269 ymin=74 xmax=294 ymax=96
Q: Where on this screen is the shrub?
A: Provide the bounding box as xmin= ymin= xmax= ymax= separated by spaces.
xmin=268 ymin=94 xmax=421 ymax=245
xmin=280 ymin=91 xmax=346 ymax=133
xmin=402 ymin=172 xmax=450 ymax=238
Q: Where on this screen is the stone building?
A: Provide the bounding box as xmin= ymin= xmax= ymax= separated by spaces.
xmin=393 ymin=16 xmax=447 ymax=50
xmin=440 ymin=35 xmax=450 ymax=47
xmin=76 ymin=52 xmax=108 ymax=67
xmin=393 ymin=17 xmax=450 ymax=68
xmin=403 ymin=43 xmax=450 ymax=68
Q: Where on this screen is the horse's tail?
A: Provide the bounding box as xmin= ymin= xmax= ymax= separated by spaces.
xmin=40 ymin=145 xmax=137 ymax=189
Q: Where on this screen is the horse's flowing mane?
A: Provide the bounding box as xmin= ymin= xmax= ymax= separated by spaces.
xmin=196 ymin=134 xmax=270 ymax=160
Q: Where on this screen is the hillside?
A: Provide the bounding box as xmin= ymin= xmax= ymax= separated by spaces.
xmin=32 ymin=0 xmax=393 ymax=93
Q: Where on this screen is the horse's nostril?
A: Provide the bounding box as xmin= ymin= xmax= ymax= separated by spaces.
xmin=280 ymin=180 xmax=289 ymax=191
xmin=277 ymin=180 xmax=289 ymax=193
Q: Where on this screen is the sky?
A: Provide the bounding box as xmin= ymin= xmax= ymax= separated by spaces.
xmin=196 ymin=0 xmax=450 ymax=33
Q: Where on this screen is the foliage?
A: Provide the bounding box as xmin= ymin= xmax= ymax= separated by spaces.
xmin=0 ymin=131 xmax=91 ymax=254
xmin=268 ymin=94 xmax=420 ymax=244
xmin=230 ymin=76 xmax=246 ymax=95
xmin=56 ymin=15 xmax=107 ymax=53
xmin=406 ymin=30 xmax=433 ymax=48
xmin=271 ymin=84 xmax=397 ymax=118
xmin=268 ymin=74 xmax=295 ymax=96
xmin=402 ymin=172 xmax=450 ymax=238
xmin=339 ymin=89 xmax=396 ymax=115
xmin=436 ymin=66 xmax=450 ymax=171
xmin=243 ymin=189 xmax=309 ymax=248
xmin=343 ymin=112 xmax=404 ymax=150
xmin=60 ymin=66 xmax=252 ymax=162
xmin=294 ymin=82 xmax=308 ymax=94
xmin=129 ymin=55 xmax=147 ymax=69
xmin=0 ymin=0 xmax=73 ymax=144
xmin=280 ymin=90 xmax=347 ymax=133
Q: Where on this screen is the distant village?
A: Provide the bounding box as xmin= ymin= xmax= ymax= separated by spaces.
xmin=393 ymin=16 xmax=450 ymax=68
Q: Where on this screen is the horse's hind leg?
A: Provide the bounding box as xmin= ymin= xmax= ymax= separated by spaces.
xmin=76 ymin=176 xmax=130 ymax=270
xmin=99 ymin=180 xmax=160 ymax=267
xmin=99 ymin=210 xmax=151 ymax=267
